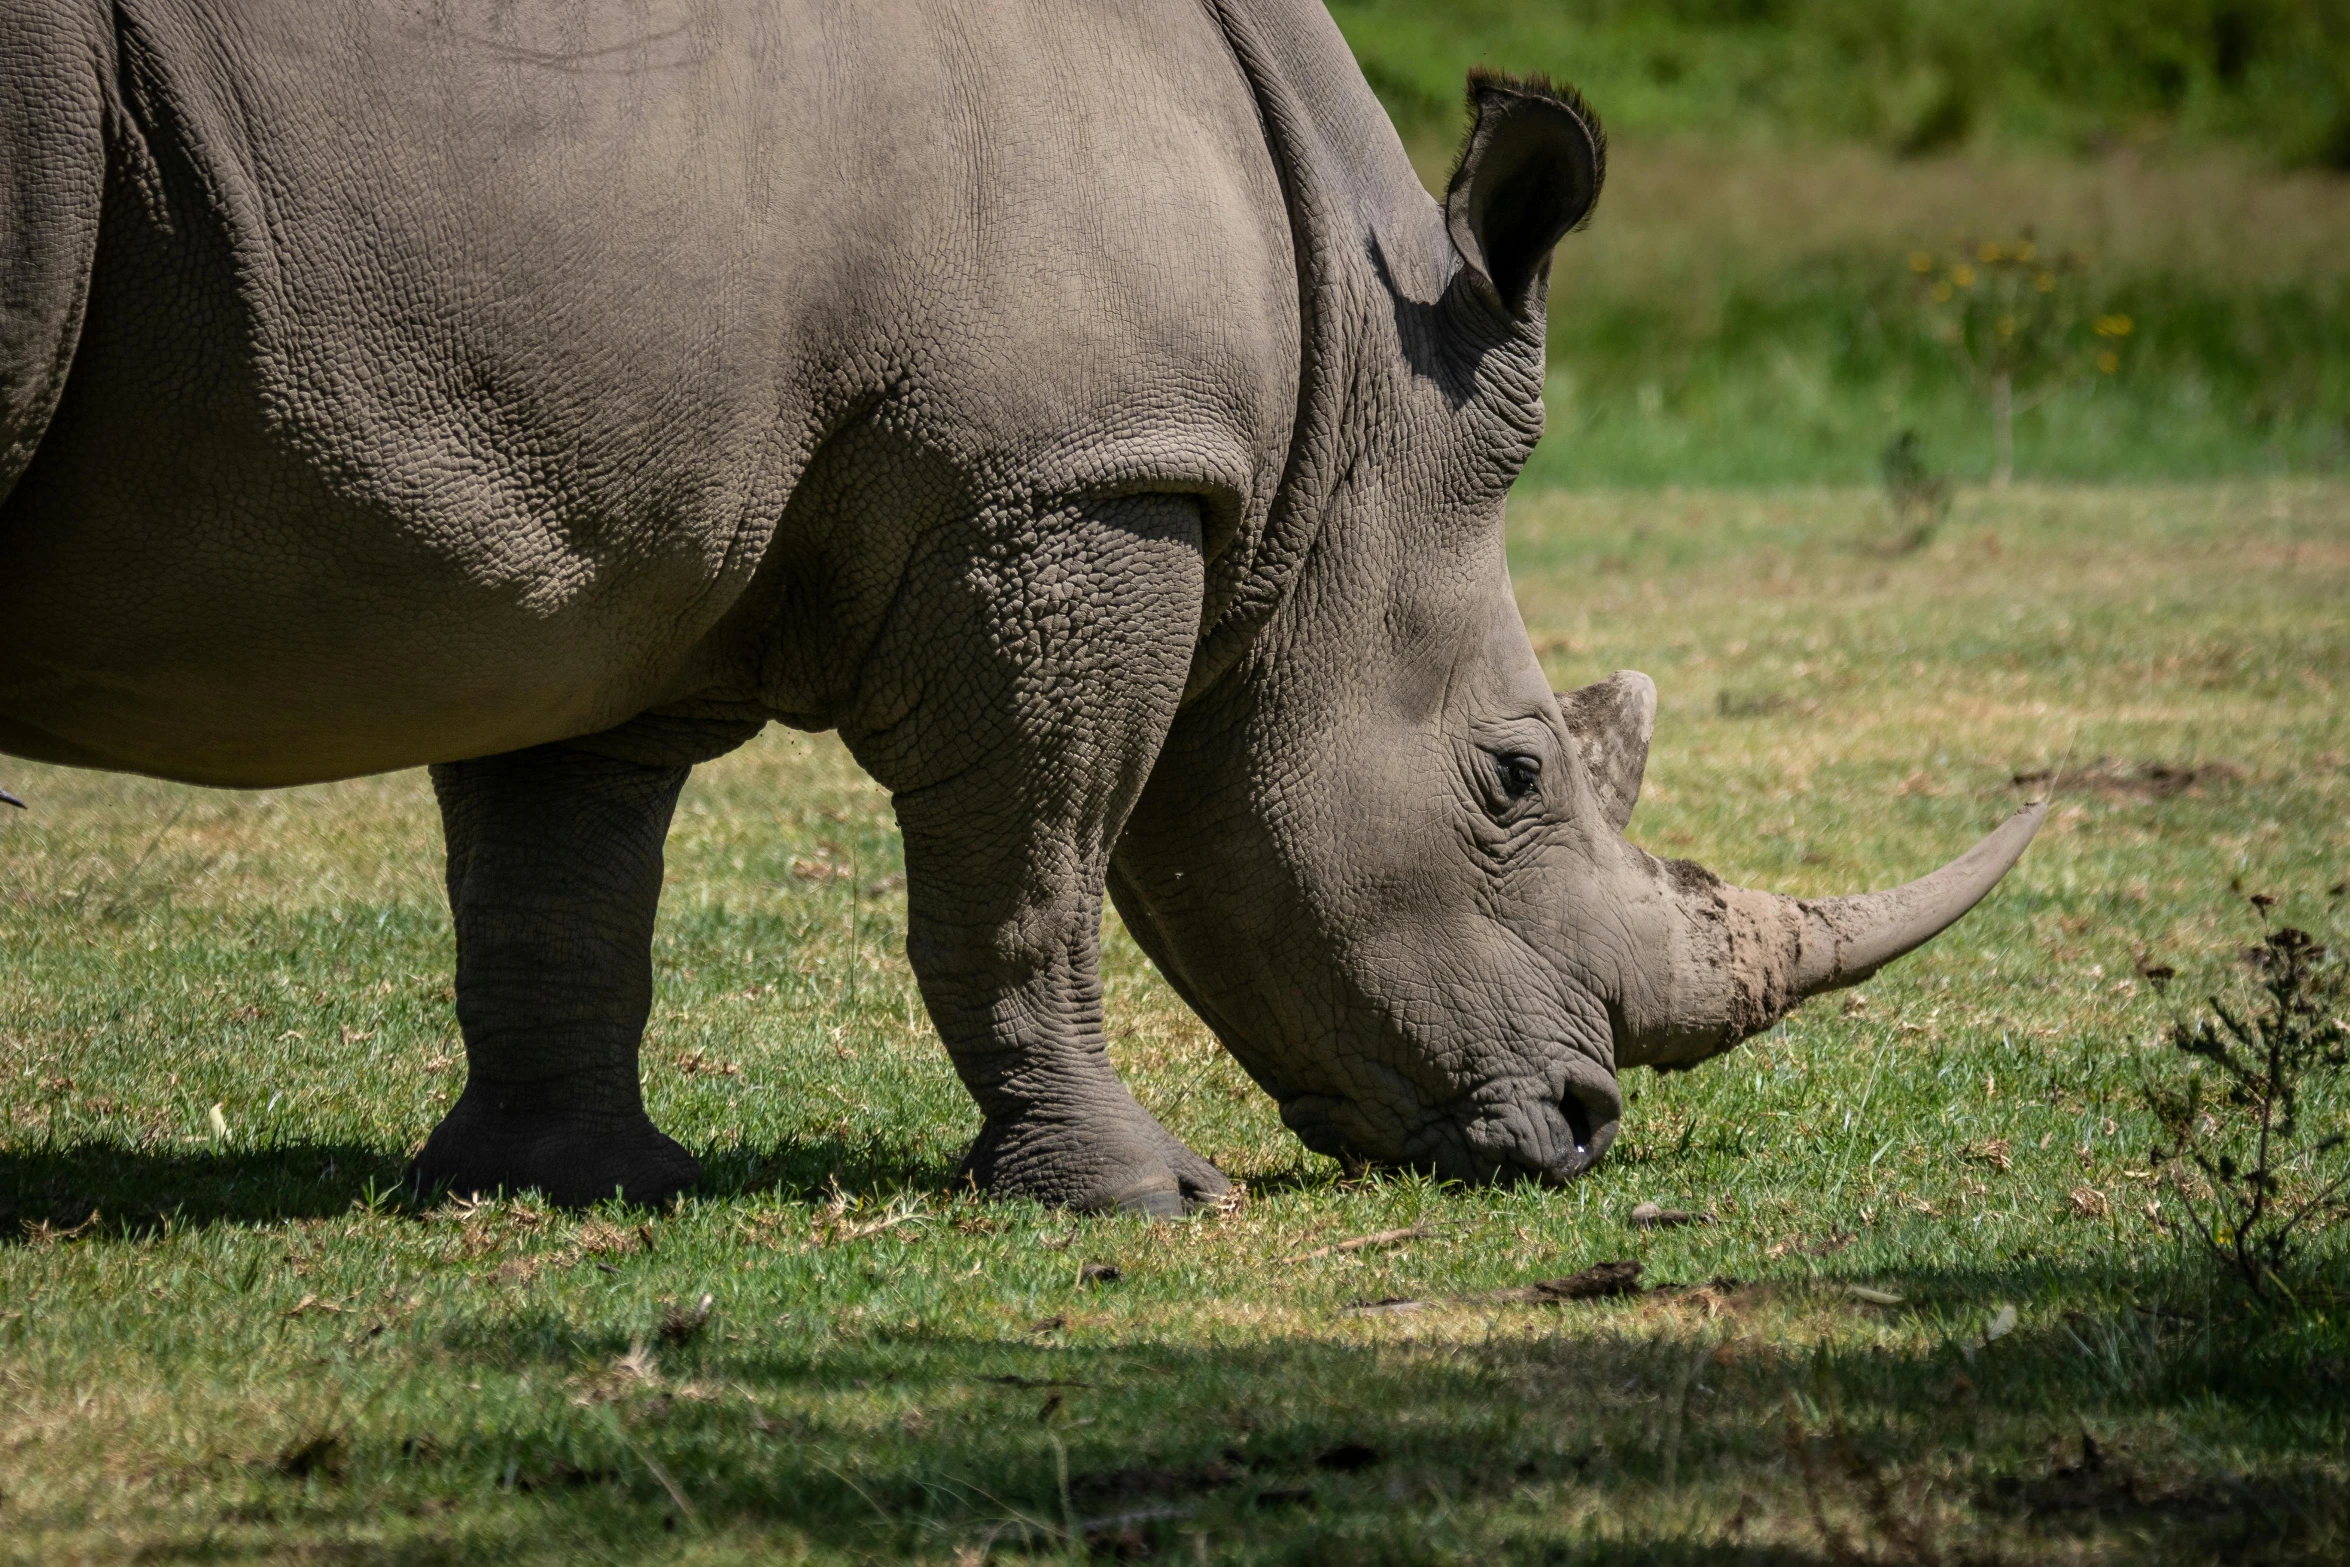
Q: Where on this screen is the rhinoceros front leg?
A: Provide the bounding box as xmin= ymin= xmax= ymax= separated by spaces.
xmin=407 ymin=743 xmax=700 ymax=1207
xmin=848 ymin=494 xmax=1229 ymax=1217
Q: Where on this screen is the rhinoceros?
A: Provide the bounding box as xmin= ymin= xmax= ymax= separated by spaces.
xmin=0 ymin=0 xmax=2041 ymax=1213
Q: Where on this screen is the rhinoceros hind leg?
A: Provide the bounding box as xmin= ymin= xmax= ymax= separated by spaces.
xmin=410 ymin=742 xmax=698 ymax=1209
xmin=408 ymin=1096 xmax=701 ymax=1209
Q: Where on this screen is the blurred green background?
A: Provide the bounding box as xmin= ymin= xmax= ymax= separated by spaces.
xmin=1331 ymin=0 xmax=2350 ymax=486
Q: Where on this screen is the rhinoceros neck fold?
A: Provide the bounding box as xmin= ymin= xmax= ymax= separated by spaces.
xmin=1182 ymin=0 xmax=1442 ymax=701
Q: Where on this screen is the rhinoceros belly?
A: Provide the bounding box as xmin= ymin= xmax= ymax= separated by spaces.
xmin=0 ymin=243 xmax=757 ymax=789
xmin=0 ymin=438 xmax=745 ymax=787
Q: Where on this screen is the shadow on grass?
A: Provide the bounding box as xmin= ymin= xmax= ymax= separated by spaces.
xmin=312 ymin=1267 xmax=2346 ymax=1563
xmin=699 ymin=1132 xmax=963 ymax=1202
xmin=5 ymin=1135 xmax=2342 ymax=1564
xmin=0 ymin=1138 xmax=410 ymax=1241
xmin=0 ymin=1127 xmax=969 ymax=1241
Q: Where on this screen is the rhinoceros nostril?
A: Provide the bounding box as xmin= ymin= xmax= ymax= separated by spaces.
xmin=1561 ymin=1091 xmax=1595 ymax=1154
xmin=1559 ymin=1082 xmax=1622 ymax=1170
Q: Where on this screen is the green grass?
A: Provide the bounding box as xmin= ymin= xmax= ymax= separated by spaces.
xmin=1525 ymin=265 xmax=2350 ymax=488
xmin=5 ymin=479 xmax=2347 ymax=1560
xmin=1517 ymin=149 xmax=2350 ymax=487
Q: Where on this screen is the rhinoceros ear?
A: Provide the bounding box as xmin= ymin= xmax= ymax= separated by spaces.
xmin=1445 ymin=70 xmax=1606 ymax=317
xmin=1557 ymin=670 xmax=1653 ymax=832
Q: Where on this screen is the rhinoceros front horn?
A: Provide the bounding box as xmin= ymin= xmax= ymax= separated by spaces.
xmin=1785 ymin=801 xmax=2047 ymax=995
xmin=1614 ymin=799 xmax=2048 ymax=1071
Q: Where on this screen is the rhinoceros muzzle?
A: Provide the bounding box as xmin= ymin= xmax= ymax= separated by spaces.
xmin=1469 ymin=1060 xmax=1621 ymax=1185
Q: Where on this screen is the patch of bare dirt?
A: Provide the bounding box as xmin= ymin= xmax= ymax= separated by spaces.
xmin=2012 ymin=758 xmax=2246 ymax=800
xmin=1068 ymin=1460 xmax=1242 ymax=1508
xmin=1986 ymin=1433 xmax=2335 ymax=1547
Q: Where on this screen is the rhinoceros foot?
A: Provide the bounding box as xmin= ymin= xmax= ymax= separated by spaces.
xmin=407 ymin=1089 xmax=701 ymax=1209
xmin=961 ymin=1104 xmax=1229 ymax=1219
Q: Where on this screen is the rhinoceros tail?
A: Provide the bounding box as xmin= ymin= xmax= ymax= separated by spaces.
xmin=0 ymin=5 xmax=111 ymax=509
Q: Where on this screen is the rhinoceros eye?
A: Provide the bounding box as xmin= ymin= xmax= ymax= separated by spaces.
xmin=1493 ymin=752 xmax=1543 ymax=802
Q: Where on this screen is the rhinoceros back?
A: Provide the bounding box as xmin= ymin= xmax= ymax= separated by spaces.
xmin=0 ymin=0 xmax=1299 ymax=786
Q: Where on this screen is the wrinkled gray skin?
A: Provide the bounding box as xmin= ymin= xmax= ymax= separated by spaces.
xmin=0 ymin=0 xmax=2041 ymax=1212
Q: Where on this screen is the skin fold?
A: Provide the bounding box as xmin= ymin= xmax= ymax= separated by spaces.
xmin=0 ymin=0 xmax=2037 ymax=1212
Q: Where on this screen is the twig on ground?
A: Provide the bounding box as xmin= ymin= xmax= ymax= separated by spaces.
xmin=1343 ymin=1260 xmax=1643 ymax=1315
xmin=632 ymin=1442 xmax=701 ymax=1533
xmin=1283 ymin=1224 xmax=1436 ymax=1263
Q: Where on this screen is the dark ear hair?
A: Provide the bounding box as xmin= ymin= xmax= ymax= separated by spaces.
xmin=1445 ymin=70 xmax=1605 ymax=317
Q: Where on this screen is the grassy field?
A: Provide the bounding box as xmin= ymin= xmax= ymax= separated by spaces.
xmin=1350 ymin=1 xmax=2350 ymax=489
xmin=4 ymin=479 xmax=2345 ymax=1563
xmin=1517 ymin=141 xmax=2350 ymax=488
xmin=1434 ymin=135 xmax=2350 ymax=490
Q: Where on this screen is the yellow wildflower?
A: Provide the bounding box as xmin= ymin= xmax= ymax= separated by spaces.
xmin=1951 ymin=264 xmax=1977 ymax=288
xmin=2097 ymin=350 xmax=2120 ymax=373
xmin=2094 ymin=313 xmax=2134 ymax=337
xmin=1909 ymin=250 xmax=1934 ymax=273
xmin=2034 ymin=270 xmax=2056 ymax=293
xmin=1933 ymin=281 xmax=1954 ymax=303
xmin=1996 ymin=313 xmax=2015 ymax=338
xmin=2016 ymin=241 xmax=2037 ymax=262
xmin=1978 ymin=240 xmax=2004 ymax=262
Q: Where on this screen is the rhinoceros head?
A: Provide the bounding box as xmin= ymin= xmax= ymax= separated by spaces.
xmin=1106 ymin=72 xmax=2043 ymax=1183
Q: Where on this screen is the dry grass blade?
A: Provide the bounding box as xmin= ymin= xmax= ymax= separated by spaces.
xmin=21 ymin=1208 xmax=102 ymax=1246
xmin=810 ymin=1181 xmax=931 ymax=1246
xmin=570 ymin=1341 xmax=663 ymax=1406
xmin=1283 ymin=1223 xmax=1436 ymax=1263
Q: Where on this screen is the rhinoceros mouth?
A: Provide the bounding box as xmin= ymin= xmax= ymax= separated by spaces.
xmin=1277 ymin=1067 xmax=1623 ymax=1184
xmin=1505 ymin=1068 xmax=1621 ymax=1183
